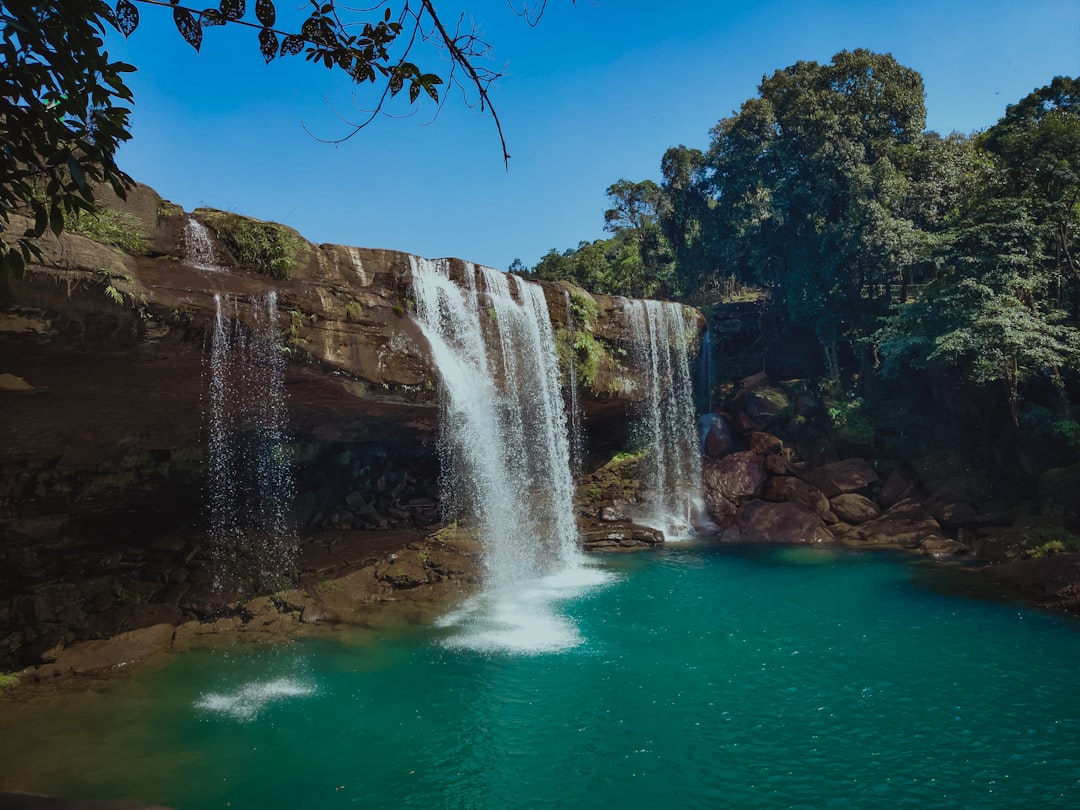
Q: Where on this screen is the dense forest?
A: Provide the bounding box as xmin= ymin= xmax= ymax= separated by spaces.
xmin=521 ymin=50 xmax=1080 ymax=476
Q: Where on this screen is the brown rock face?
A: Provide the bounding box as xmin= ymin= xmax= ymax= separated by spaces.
xmin=702 ymin=451 xmax=767 ymax=520
xmin=802 ymin=457 xmax=880 ymax=498
xmin=721 ymin=500 xmax=834 ymax=545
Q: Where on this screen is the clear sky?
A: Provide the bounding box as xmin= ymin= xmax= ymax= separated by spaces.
xmin=104 ymin=0 xmax=1079 ymax=272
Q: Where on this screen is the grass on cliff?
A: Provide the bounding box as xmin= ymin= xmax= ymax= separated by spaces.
xmin=198 ymin=209 xmax=309 ymax=279
xmin=68 ymin=208 xmax=149 ymax=255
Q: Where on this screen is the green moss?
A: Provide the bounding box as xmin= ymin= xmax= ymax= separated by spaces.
xmin=198 ymin=209 xmax=308 ymax=279
xmin=392 ymin=305 xmax=406 ymax=318
xmin=573 ymin=331 xmax=601 ymax=387
xmin=68 ymin=208 xmax=149 ymax=254
xmin=0 ymin=673 xmax=19 ymax=690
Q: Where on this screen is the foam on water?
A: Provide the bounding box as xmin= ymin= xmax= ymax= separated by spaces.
xmin=437 ymin=563 xmax=615 ymax=654
xmin=194 ymin=677 xmax=316 ymax=722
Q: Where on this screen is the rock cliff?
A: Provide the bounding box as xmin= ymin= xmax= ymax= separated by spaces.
xmin=0 ymin=182 xmax=703 ymax=672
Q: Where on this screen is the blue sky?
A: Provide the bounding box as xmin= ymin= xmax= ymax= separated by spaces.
xmin=105 ymin=0 xmax=1079 ymax=272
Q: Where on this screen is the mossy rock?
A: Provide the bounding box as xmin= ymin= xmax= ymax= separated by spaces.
xmin=196 ymin=208 xmax=309 ymax=279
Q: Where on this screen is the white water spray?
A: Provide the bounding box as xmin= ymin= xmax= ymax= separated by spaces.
xmin=207 ymin=291 xmax=296 ymax=589
xmin=184 ymin=217 xmax=222 ymax=270
xmin=624 ymin=299 xmax=705 ymax=538
xmin=411 ymin=258 xmax=609 ymax=653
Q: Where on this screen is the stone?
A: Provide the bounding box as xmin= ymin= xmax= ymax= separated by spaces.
xmin=762 ymin=475 xmax=831 ymax=519
xmin=920 ymin=537 xmax=969 ymax=559
xmin=876 ymin=469 xmax=915 ymax=509
xmin=702 ymin=451 xmax=767 ymax=521
xmin=727 ymin=500 xmax=834 ymax=545
xmin=727 ymin=373 xmax=792 ymax=433
xmin=700 ymin=413 xmax=737 ymax=459
xmin=829 ymin=493 xmax=881 ymax=524
xmin=23 ymin=622 xmax=174 ymax=679
xmin=979 ymin=552 xmax=1080 ymax=612
xmin=581 ymin=524 xmax=664 ymax=551
xmin=802 ymin=457 xmax=879 ymax=498
xmin=844 ymin=498 xmax=942 ymax=548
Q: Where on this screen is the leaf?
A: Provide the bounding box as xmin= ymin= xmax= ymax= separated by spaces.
xmin=409 ymin=82 xmax=420 ymax=104
xmin=115 ymin=0 xmax=139 ymax=37
xmin=49 ymin=204 xmax=64 ymax=237
xmin=280 ymin=34 xmax=304 ymax=56
xmin=174 ymin=8 xmax=203 ymax=51
xmin=67 ymin=156 xmax=86 ymax=189
xmin=201 ymin=9 xmax=225 ymax=26
xmin=259 ymin=28 xmax=277 ymax=63
xmin=220 ymin=0 xmax=245 ymax=20
xmin=2 ymin=249 xmax=25 ymax=279
xmin=255 ymin=0 xmax=275 ymax=27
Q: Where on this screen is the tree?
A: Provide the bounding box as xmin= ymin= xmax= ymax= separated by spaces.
xmin=704 ymin=49 xmax=927 ymax=382
xmin=0 ymin=0 xmax=552 ymax=276
xmin=659 ymin=144 xmax=713 ymax=300
xmin=603 ymin=178 xmax=673 ymax=295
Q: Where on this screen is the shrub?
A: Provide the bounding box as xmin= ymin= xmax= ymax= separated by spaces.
xmin=198 ymin=209 xmax=308 ymax=279
xmin=68 ymin=208 xmax=149 ymax=254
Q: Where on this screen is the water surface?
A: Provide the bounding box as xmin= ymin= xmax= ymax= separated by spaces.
xmin=2 ymin=545 xmax=1079 ymax=809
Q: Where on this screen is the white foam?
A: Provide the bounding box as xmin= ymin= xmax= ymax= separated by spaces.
xmin=194 ymin=677 xmax=315 ymax=722
xmin=438 ymin=562 xmax=615 ymax=655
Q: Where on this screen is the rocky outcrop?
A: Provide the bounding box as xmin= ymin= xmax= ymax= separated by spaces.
xmin=0 ymin=181 xmax=704 ymax=672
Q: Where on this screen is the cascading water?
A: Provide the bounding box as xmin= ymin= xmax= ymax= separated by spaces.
xmin=207 ymin=291 xmax=296 ymax=591
xmin=562 ymin=290 xmax=586 ymax=477
xmin=184 ymin=217 xmax=221 ymax=270
xmin=624 ymin=298 xmax=705 ymax=537
xmin=411 ymin=258 xmax=608 ymax=652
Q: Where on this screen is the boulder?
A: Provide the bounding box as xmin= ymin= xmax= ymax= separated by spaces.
xmin=802 ymin=457 xmax=879 ymax=498
xmin=727 ymin=372 xmax=792 ymax=432
xmin=762 ymin=475 xmax=831 ymax=519
xmin=702 ymin=451 xmax=767 ymax=520
xmin=979 ymin=552 xmax=1080 ymax=611
xmin=722 ymin=500 xmax=834 ymax=545
xmin=876 ymin=469 xmax=915 ymax=509
xmin=829 ymin=493 xmax=881 ymax=524
xmin=700 ymin=413 xmax=737 ymax=459
xmin=581 ymin=524 xmax=664 ymax=552
xmin=844 ymin=498 xmax=942 ymax=548
xmin=919 ymin=537 xmax=969 ymax=559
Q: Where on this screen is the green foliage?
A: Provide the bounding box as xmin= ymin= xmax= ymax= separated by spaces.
xmin=0 ymin=1 xmax=135 ymax=277
xmin=0 ymin=672 xmax=19 ymax=690
xmin=2 ymin=2 xmax=536 ymax=278
xmin=568 ymin=289 xmax=599 ymax=328
xmin=199 ymin=210 xmax=307 ymax=279
xmin=344 ymin=301 xmax=364 ymax=322
xmin=156 ymin=200 xmax=183 ymax=219
xmin=572 ymin=331 xmax=601 ymax=388
xmin=825 ymin=392 xmax=876 ymax=446
xmin=68 ymin=207 xmax=149 ymax=254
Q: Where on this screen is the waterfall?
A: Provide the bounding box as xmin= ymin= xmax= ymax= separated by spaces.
xmin=624 ymin=299 xmax=705 ymax=538
xmin=411 ymin=258 xmax=607 ymax=652
xmin=206 ymin=291 xmax=296 ymax=591
xmin=184 ymin=217 xmax=222 ymax=270
xmin=562 ymin=290 xmax=585 ymax=477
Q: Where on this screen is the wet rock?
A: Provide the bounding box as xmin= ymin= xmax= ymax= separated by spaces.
xmin=802 ymin=457 xmax=879 ymax=499
xmin=843 ymin=498 xmax=942 ymax=548
xmin=700 ymin=413 xmax=737 ymax=459
xmin=979 ymin=552 xmax=1080 ymax=612
xmin=877 ymin=469 xmax=915 ymax=509
xmin=920 ymin=537 xmax=969 ymax=559
xmin=727 ymin=372 xmax=792 ymax=433
xmin=721 ymin=500 xmax=833 ymax=545
xmin=702 ymin=451 xmax=767 ymax=520
xmin=22 ymin=622 xmax=174 ymax=679
xmin=581 ymin=524 xmax=664 ymax=551
xmin=762 ymin=475 xmax=831 ymax=519
xmin=829 ymin=493 xmax=881 ymax=524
